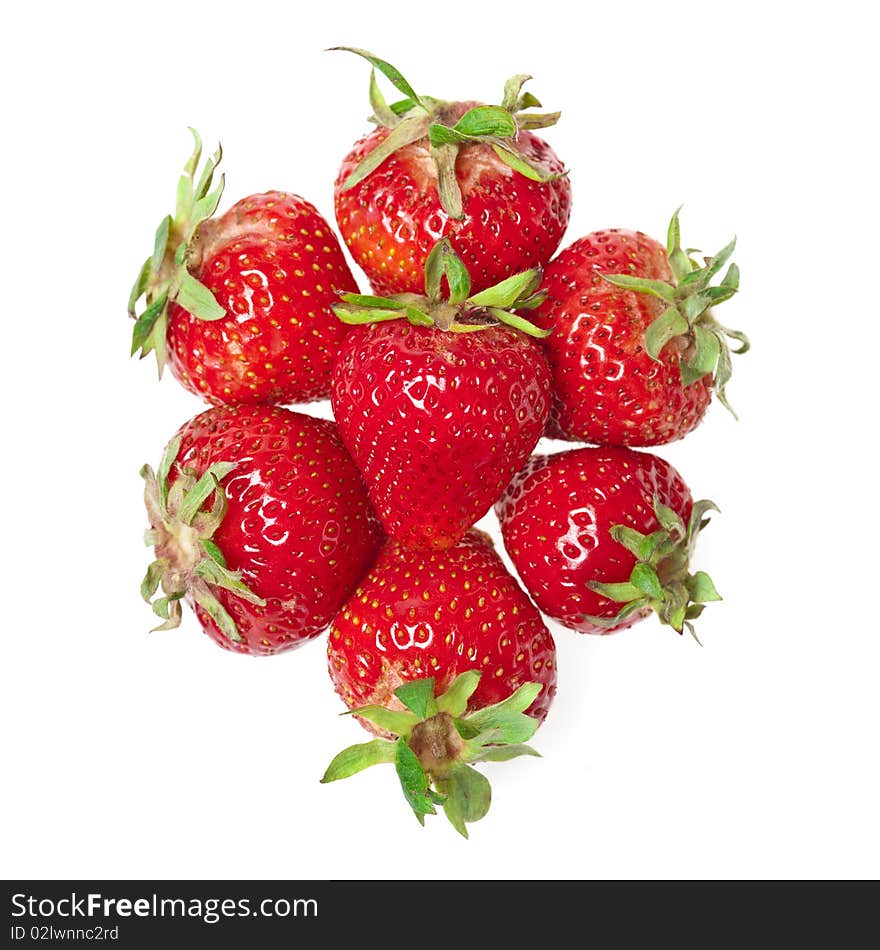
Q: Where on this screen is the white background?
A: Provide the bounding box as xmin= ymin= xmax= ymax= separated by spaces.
xmin=2 ymin=0 xmax=877 ymax=879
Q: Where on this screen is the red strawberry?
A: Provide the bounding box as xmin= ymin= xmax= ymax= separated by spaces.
xmin=140 ymin=405 xmax=382 ymax=655
xmin=130 ymin=130 xmax=358 ymax=405
xmin=533 ymin=209 xmax=749 ymax=446
xmin=321 ymin=671 xmax=547 ymax=837
xmin=333 ymin=48 xmax=571 ymax=296
xmin=496 ymin=446 xmax=722 ymax=639
xmin=327 ymin=529 xmax=557 ymax=725
xmin=330 ymin=239 xmax=552 ymax=549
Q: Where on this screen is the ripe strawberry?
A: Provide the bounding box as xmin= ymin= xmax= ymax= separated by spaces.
xmin=533 ymin=210 xmax=749 ymax=446
xmin=333 ymin=48 xmax=571 ymax=296
xmin=140 ymin=405 xmax=382 ymax=655
xmin=321 ymin=672 xmax=546 ymax=837
xmin=129 ymin=130 xmax=358 ymax=405
xmin=327 ymin=530 xmax=557 ymax=724
xmin=331 ymin=239 xmax=552 ymax=550
xmin=496 ymin=446 xmax=722 ymax=639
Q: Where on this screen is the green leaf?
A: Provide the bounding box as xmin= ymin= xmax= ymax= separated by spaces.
xmin=193 ymin=558 xmax=265 ymax=606
xmin=489 ymin=308 xmax=552 ymax=338
xmin=436 ymin=671 xmax=481 ymax=717
xmin=149 ymin=594 xmax=184 ymax=633
xmin=178 ymin=463 xmax=235 ymax=524
xmin=700 ymin=286 xmax=737 ymax=308
xmin=344 ymin=705 xmax=419 ymax=737
xmin=468 ymin=269 xmax=541 ymax=309
xmin=681 ymin=293 xmax=712 ymax=322
xmin=689 ymin=324 xmax=722 ymax=376
xmin=339 ymin=292 xmax=404 ymax=310
xmin=666 ymin=206 xmax=691 ymax=281
xmin=190 ymin=177 xmax=225 ymax=231
xmin=643 ymin=306 xmax=689 ymax=360
xmin=583 ymin=597 xmax=650 ymax=629
xmin=437 ymin=766 xmax=491 ymax=838
xmin=342 ymin=115 xmax=430 ymax=191
xmin=516 ymin=91 xmax=542 ymax=111
xmin=140 ymin=559 xmax=166 ymax=602
xmin=156 ymin=434 xmax=182 ymax=509
xmin=427 ymin=123 xmax=465 ymax=147
xmin=423 ymin=238 xmax=471 ymax=304
xmin=193 ymin=142 xmax=222 ymax=201
xmin=200 ymin=539 xmax=226 ymax=567
xmin=471 ymin=743 xmax=540 ymax=763
xmin=588 ymin=580 xmax=642 ymax=603
xmin=151 ymin=215 xmax=172 ymax=272
xmin=721 ymin=262 xmax=740 ymax=290
xmin=394 ymin=738 xmax=436 ymax=824
xmin=177 ymin=271 xmax=226 ymax=321
xmin=424 ymin=239 xmax=447 ymax=302
xmin=688 ymin=571 xmax=722 ymax=603
xmin=601 ymin=273 xmax=676 ymax=302
xmin=453 ymin=105 xmax=517 ymax=139
xmin=679 ymin=360 xmax=708 ymax=387
xmin=128 ymin=257 xmax=152 ymax=318
xmin=630 ymin=562 xmax=664 ymax=600
xmin=491 ymin=142 xmax=557 ymax=183
xmin=607 ymin=525 xmax=650 ymax=559
xmin=321 ymin=739 xmax=397 ymax=783
xmin=723 ymin=325 xmax=751 ymax=355
xmin=701 ymin=236 xmax=737 ymax=284
xmin=516 ymin=111 xmax=561 ymax=131
xmin=430 ymin=141 xmax=464 ymax=220
xmin=394 ymin=678 xmax=436 ymax=720
xmin=151 ymin=591 xmax=183 ymax=621
xmin=404 ymin=306 xmax=435 ymax=328
xmin=467 ymin=681 xmax=543 ymax=724
xmin=443 ymin=249 xmax=471 ymax=306
xmin=176 ymin=128 xmax=202 ymax=219
xmin=449 ymin=322 xmax=492 ymax=333
xmin=469 ymin=711 xmax=538 ymax=745
xmin=130 ymin=290 xmax=169 ymax=357
xmin=501 ymin=74 xmax=532 ymax=112
xmin=331 ymin=47 xmax=425 ymax=110
xmin=688 ymin=499 xmax=720 ymax=543
xmin=333 ymin=306 xmax=406 ymax=325
xmin=368 ymin=68 xmax=400 ymax=128
xmin=653 ymin=497 xmax=686 ymax=536
xmin=191 ymin=584 xmax=243 ymax=643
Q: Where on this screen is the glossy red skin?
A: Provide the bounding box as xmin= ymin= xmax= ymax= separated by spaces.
xmin=328 ymin=530 xmax=557 ymax=731
xmin=334 ymin=117 xmax=571 ymax=296
xmin=496 ymin=446 xmax=692 ymax=634
xmin=331 ymin=321 xmax=552 ymax=550
xmin=170 ymin=405 xmax=382 ymax=655
xmin=533 ymin=229 xmax=712 ymax=446
xmin=167 ymin=192 xmax=358 ymax=406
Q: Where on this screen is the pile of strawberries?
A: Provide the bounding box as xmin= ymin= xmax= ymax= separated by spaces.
xmin=130 ymin=49 xmax=748 ymax=837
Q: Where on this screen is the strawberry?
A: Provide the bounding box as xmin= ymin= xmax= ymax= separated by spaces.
xmin=332 ymin=48 xmax=571 ymax=296
xmin=533 ymin=209 xmax=749 ymax=446
xmin=331 ymin=239 xmax=552 ymax=550
xmin=496 ymin=446 xmax=722 ymax=639
xmin=321 ymin=672 xmax=546 ymax=837
xmin=129 ymin=130 xmax=358 ymax=405
xmin=327 ymin=530 xmax=557 ymax=725
xmin=140 ymin=405 xmax=382 ymax=655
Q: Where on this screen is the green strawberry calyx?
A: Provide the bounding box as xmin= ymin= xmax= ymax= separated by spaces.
xmin=601 ymin=208 xmax=750 ymax=416
xmin=585 ymin=497 xmax=722 ymax=643
xmin=140 ymin=435 xmax=265 ymax=642
xmin=128 ymin=129 xmax=227 ymax=376
xmin=333 ymin=47 xmax=566 ymax=219
xmin=332 ymin=237 xmax=550 ymax=338
xmin=321 ymin=673 xmax=544 ymax=838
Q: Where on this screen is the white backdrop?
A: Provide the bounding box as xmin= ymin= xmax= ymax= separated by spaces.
xmin=2 ymin=0 xmax=877 ymax=879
